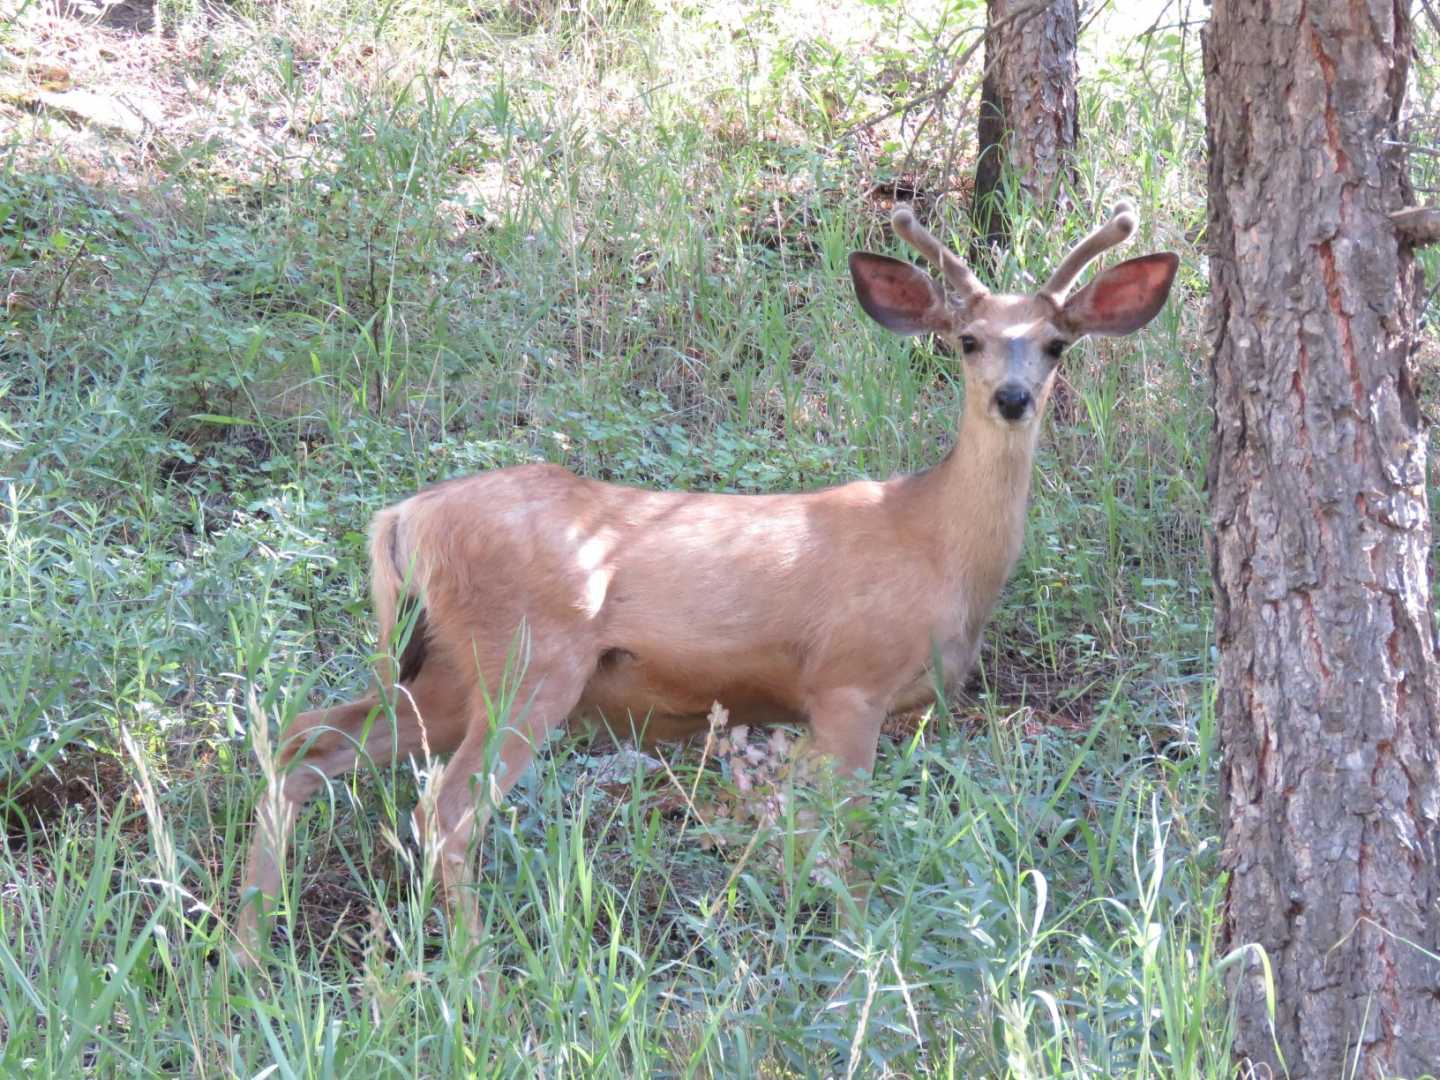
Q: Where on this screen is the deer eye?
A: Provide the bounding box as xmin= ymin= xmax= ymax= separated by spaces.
xmin=1044 ymin=339 xmax=1067 ymax=360
xmin=959 ymin=335 xmax=980 ymax=355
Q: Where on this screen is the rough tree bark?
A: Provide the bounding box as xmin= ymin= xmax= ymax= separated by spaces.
xmin=972 ymin=0 xmax=1078 ymax=249
xmin=1205 ymin=0 xmax=1440 ymax=1076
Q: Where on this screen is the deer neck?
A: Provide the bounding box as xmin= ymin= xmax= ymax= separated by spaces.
xmin=917 ymin=398 xmax=1043 ymax=601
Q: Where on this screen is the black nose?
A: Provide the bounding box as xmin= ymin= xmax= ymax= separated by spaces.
xmin=993 ymin=385 xmax=1032 ymax=420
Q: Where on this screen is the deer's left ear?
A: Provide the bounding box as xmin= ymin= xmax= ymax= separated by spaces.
xmin=1059 ymin=253 xmax=1179 ymax=337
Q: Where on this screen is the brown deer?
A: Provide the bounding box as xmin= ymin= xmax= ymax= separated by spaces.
xmin=237 ymin=202 xmax=1177 ymax=958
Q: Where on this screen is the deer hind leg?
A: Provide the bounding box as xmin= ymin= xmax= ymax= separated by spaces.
xmin=411 ymin=650 xmax=593 ymax=945
xmin=236 ymin=654 xmax=470 ymax=961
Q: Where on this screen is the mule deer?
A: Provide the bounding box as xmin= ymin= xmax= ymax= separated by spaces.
xmin=237 ymin=202 xmax=1177 ymax=958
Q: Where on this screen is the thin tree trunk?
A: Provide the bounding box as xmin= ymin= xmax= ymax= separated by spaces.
xmin=972 ymin=0 xmax=1078 ymax=250
xmin=1205 ymin=1 xmax=1440 ymax=1075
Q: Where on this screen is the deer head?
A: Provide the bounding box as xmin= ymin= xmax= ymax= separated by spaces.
xmin=849 ymin=202 xmax=1179 ymax=426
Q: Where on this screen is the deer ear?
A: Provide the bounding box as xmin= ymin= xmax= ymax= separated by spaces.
xmin=1059 ymin=253 xmax=1179 ymax=337
xmin=849 ymin=253 xmax=950 ymax=336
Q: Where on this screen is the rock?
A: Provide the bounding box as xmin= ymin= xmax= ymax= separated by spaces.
xmin=35 ymin=88 xmax=163 ymax=136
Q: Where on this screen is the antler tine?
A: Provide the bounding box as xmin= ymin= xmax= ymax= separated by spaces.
xmin=1038 ymin=200 xmax=1139 ymax=305
xmin=891 ymin=206 xmax=987 ymax=303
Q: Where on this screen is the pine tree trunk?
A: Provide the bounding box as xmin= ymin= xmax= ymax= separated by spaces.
xmin=972 ymin=0 xmax=1078 ymax=249
xmin=1204 ymin=1 xmax=1440 ymax=1075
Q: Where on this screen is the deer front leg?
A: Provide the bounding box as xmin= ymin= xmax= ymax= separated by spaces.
xmin=800 ymin=687 xmax=887 ymax=918
xmin=805 ymin=686 xmax=886 ymax=780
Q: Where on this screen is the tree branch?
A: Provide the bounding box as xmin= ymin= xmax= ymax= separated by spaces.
xmin=838 ymin=0 xmax=1053 ymax=140
xmin=1391 ymin=206 xmax=1440 ymax=247
xmin=1418 ymin=0 xmax=1440 ymax=39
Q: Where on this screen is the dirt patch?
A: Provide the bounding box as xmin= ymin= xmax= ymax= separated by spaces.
xmin=2 ymin=753 xmax=133 ymax=843
xmin=965 ymin=642 xmax=1105 ymax=724
xmin=53 ymin=0 xmax=156 ymax=34
xmin=8 ymin=3 xmax=422 ymax=197
xmin=880 ymin=638 xmax=1108 ymax=746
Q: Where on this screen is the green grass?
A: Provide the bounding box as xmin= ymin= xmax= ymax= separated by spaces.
xmin=0 ymin=0 xmax=1244 ymax=1073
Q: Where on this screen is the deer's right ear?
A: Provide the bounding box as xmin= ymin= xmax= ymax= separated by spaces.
xmin=849 ymin=253 xmax=949 ymax=336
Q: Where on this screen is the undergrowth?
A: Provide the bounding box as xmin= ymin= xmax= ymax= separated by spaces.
xmin=0 ymin=0 xmax=1258 ymax=1074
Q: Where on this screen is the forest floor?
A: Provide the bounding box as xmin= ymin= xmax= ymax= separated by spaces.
xmin=2 ymin=0 xmax=1430 ymax=1075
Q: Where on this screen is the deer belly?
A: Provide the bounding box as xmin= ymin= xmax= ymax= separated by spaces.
xmin=571 ymin=646 xmax=806 ymax=740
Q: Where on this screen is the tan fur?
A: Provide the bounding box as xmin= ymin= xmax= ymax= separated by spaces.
xmin=236 ymin=203 xmax=1179 ymax=960
xmin=367 ymin=507 xmax=404 ymax=688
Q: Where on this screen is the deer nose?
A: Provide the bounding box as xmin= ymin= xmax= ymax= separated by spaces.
xmin=993 ymin=385 xmax=1032 ymax=421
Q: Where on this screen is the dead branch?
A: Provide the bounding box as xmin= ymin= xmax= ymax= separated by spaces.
xmin=1392 ymin=206 xmax=1440 ymax=247
xmin=839 ymin=0 xmax=1053 ymax=141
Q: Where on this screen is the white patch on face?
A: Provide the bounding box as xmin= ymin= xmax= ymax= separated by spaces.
xmin=999 ymin=319 xmax=1044 ymax=343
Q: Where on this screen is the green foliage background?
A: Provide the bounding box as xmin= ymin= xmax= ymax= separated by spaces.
xmin=0 ymin=0 xmax=1431 ymax=1074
